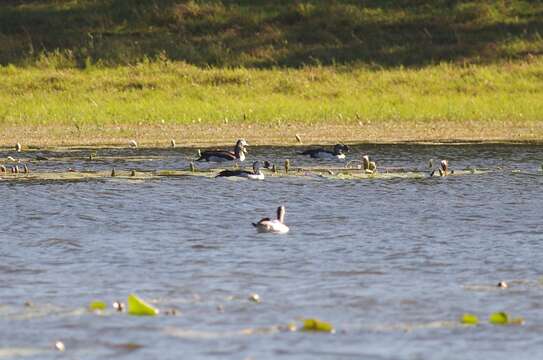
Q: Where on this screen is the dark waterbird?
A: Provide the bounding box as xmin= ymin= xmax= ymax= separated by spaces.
xmin=216 ymin=161 xmax=264 ymax=180
xmin=196 ymin=139 xmax=248 ymax=162
xmin=300 ymin=143 xmax=349 ymax=159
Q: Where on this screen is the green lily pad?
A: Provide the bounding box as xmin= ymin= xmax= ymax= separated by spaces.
xmin=89 ymin=300 xmax=107 ymax=311
xmin=489 ymin=312 xmax=509 ymax=325
xmin=460 ymin=313 xmax=479 ymax=325
xmin=301 ymin=318 xmax=334 ymax=333
xmin=127 ymin=294 xmax=159 ymax=316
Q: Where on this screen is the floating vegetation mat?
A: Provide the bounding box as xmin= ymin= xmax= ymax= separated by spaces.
xmin=0 ymin=167 xmax=493 ymax=183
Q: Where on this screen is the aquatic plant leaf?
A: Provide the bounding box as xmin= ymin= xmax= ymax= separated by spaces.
xmin=460 ymin=313 xmax=479 ymax=325
xmin=489 ymin=312 xmax=509 ymax=325
xmin=89 ymin=300 xmax=107 ymax=311
xmin=301 ymin=318 xmax=334 ymax=332
xmin=127 ymin=294 xmax=159 ymax=316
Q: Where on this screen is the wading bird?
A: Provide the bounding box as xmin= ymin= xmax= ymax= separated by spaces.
xmin=362 ymin=155 xmax=377 ymax=174
xmin=430 ymin=160 xmax=452 ymax=177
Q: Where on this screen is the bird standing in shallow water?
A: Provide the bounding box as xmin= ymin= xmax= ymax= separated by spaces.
xmin=439 ymin=160 xmax=449 ymax=176
xmin=362 ymin=155 xmax=377 ymax=173
xmin=252 ymin=206 xmax=289 ymax=234
xmin=430 ymin=160 xmax=452 ymax=177
xmin=196 ymin=139 xmax=248 ymax=162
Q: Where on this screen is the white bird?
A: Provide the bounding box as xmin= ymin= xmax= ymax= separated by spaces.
xmin=362 ymin=155 xmax=377 ymax=173
xmin=252 ymin=206 xmax=289 ymax=234
xmin=128 ymin=140 xmax=138 ymax=148
xmin=440 ymin=160 xmax=449 ymax=176
xmin=430 ymin=159 xmax=451 ymax=177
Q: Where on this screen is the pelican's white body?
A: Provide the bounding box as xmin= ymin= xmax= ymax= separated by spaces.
xmin=253 ymin=206 xmax=289 ymax=234
xmin=254 ymin=220 xmax=290 ymax=234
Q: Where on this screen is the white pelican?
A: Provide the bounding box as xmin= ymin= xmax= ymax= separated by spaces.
xmin=252 ymin=206 xmax=289 ymax=234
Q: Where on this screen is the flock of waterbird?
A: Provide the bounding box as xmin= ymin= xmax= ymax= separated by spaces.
xmin=193 ymin=138 xmax=452 ymax=234
xmin=195 ymin=138 xmax=450 ymax=177
xmin=2 ymin=139 xmax=452 ymax=234
xmin=0 ymin=142 xmax=28 ymax=174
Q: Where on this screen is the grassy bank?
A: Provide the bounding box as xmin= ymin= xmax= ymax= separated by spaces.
xmin=1 ymin=1 xmax=542 ymax=146
xmin=1 ymin=59 xmax=543 ymax=147
xmin=1 ymin=1 xmax=542 ymax=67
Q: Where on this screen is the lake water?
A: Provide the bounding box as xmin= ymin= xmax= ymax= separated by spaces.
xmin=1 ymin=144 xmax=542 ymax=359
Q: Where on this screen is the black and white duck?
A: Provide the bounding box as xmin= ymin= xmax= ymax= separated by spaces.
xmin=196 ymin=139 xmax=248 ymax=162
xmin=300 ymin=143 xmax=349 ymax=159
xmin=216 ymin=161 xmax=264 ymax=180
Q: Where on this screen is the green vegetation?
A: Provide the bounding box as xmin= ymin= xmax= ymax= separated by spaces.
xmin=0 ymin=162 xmax=497 ymax=183
xmin=488 ymin=311 xmax=525 ymax=325
xmin=1 ymin=59 xmax=542 ymax=145
xmin=127 ymin=294 xmax=159 ymax=316
xmin=0 ymin=1 xmax=542 ymax=145
xmin=489 ymin=311 xmax=509 ymax=325
xmin=301 ymin=318 xmax=335 ymax=332
xmin=1 ymin=0 xmax=542 ymax=67
xmin=460 ymin=313 xmax=479 ymax=325
xmin=88 ymin=300 xmax=108 ymax=311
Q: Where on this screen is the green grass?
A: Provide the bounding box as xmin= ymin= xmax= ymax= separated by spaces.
xmin=1 ymin=0 xmax=543 ymax=67
xmin=1 ymin=1 xmax=542 ymax=146
xmin=1 ymin=59 xmax=542 ymax=131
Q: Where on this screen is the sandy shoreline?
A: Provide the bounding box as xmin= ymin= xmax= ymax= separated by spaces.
xmin=1 ymin=121 xmax=543 ymax=149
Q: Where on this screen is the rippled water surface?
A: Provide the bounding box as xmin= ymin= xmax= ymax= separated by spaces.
xmin=1 ymin=144 xmax=542 ymax=359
